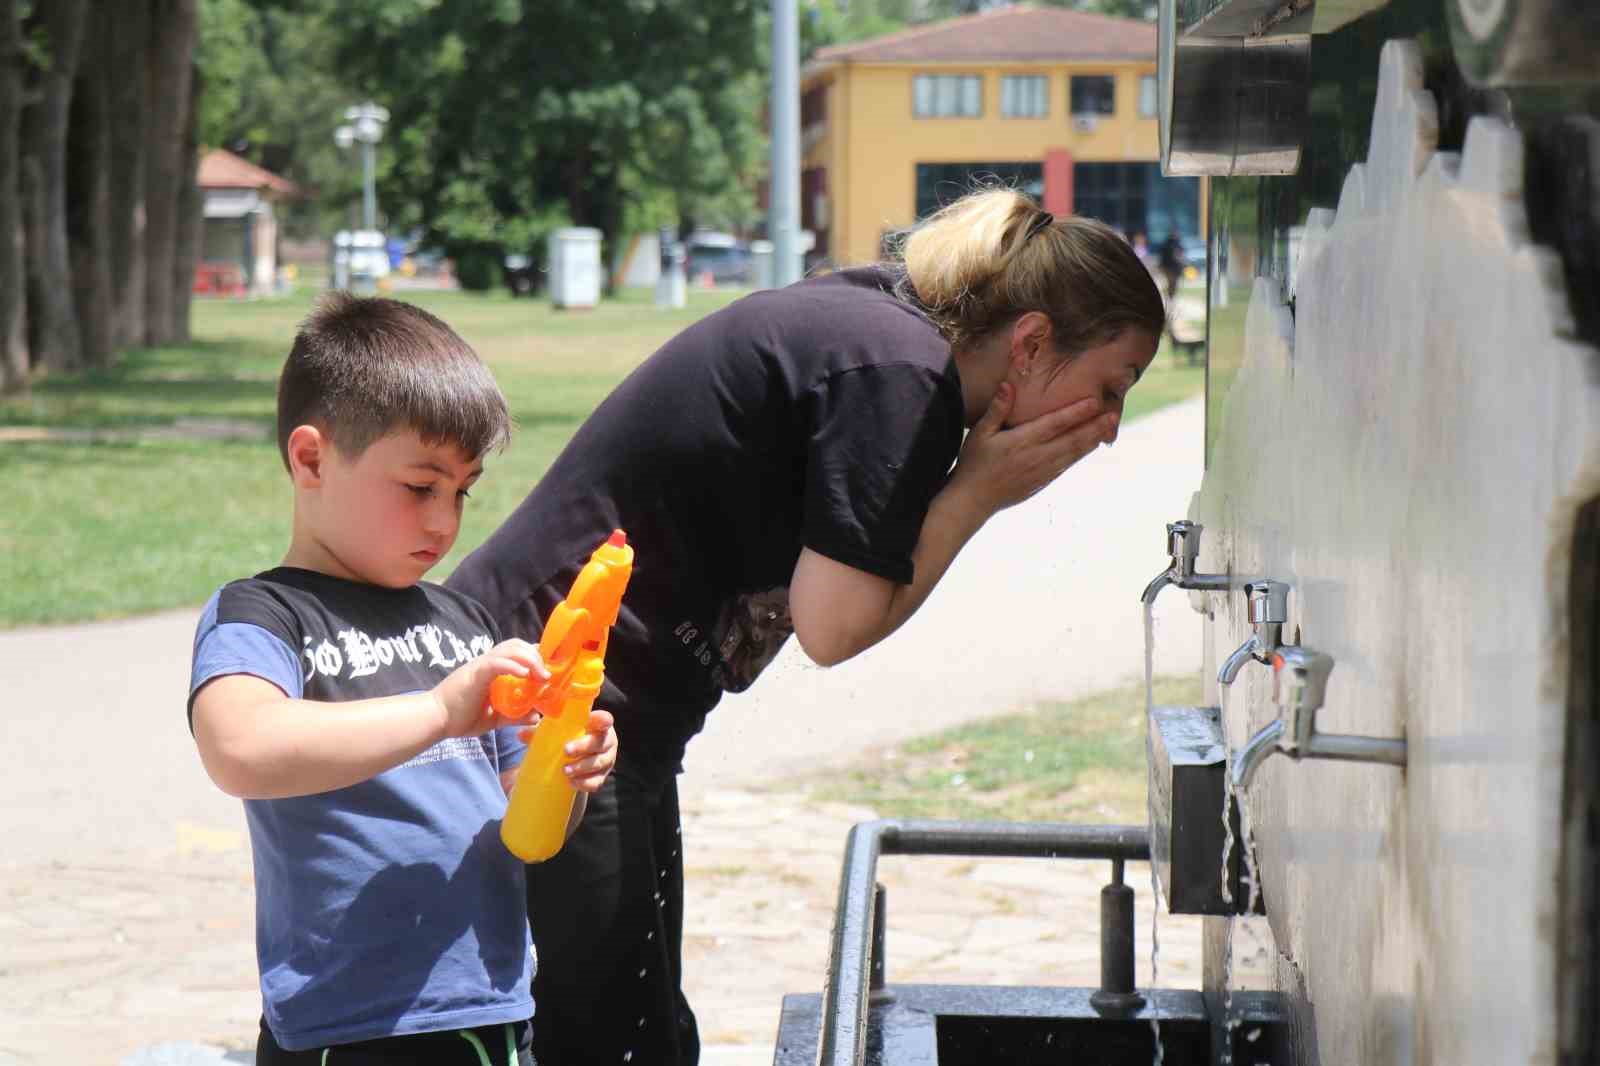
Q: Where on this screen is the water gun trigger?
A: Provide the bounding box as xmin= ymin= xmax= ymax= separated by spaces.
xmin=487 ymin=673 xmax=547 ymax=719
xmin=539 ymin=606 xmax=588 ymax=667
xmin=533 ymin=611 xmax=595 ymax=718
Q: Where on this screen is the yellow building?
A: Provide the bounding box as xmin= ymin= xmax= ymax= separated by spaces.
xmin=799 ymin=4 xmax=1202 ymax=267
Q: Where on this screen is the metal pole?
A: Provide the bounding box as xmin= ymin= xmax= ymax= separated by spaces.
xmin=817 ymin=821 xmax=1150 ymax=1066
xmin=1089 ymin=857 xmax=1146 ymax=1016
xmin=769 ymin=0 xmax=802 ymax=287
xmin=362 ymin=138 xmax=376 ymax=232
xmin=868 ymin=881 xmax=893 ymax=1005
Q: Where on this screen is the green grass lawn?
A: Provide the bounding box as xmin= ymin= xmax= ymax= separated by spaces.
xmin=782 ymin=674 xmax=1205 ymax=824
xmin=1 ymin=284 xmax=1204 ymax=628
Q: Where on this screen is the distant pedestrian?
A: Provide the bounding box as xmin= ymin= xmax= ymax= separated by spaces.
xmin=1157 ymin=230 xmax=1186 ymax=304
xmin=1132 ymin=231 xmax=1151 ymax=266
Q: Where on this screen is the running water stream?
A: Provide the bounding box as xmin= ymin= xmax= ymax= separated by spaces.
xmin=1143 ymin=601 xmax=1164 ymax=1066
xmin=1148 ymin=588 xmax=1267 ymax=1066
xmin=1218 ymin=685 xmax=1238 ymax=1065
xmin=1219 ymin=666 xmax=1268 ymax=1064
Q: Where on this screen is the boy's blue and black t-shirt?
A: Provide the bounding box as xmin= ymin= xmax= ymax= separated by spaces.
xmin=188 ymin=568 xmax=532 ymax=1052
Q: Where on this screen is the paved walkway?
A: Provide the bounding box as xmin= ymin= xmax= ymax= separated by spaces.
xmin=0 ymin=397 xmax=1213 ymax=1066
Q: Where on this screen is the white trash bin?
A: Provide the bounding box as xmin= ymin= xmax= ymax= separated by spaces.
xmin=548 ymin=227 xmax=603 ymax=309
xmin=749 ymin=240 xmax=775 ymax=291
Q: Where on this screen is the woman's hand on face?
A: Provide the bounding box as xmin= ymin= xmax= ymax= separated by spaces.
xmin=948 ymin=383 xmax=1119 ymax=515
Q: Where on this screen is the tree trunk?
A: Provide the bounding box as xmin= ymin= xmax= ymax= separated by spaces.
xmin=169 ymin=60 xmax=200 ymax=344
xmin=0 ymin=0 xmax=27 ymax=395
xmin=141 ymin=0 xmax=197 ymax=347
xmin=598 ymin=180 xmax=625 ymax=299
xmin=20 ymin=0 xmax=87 ymax=373
xmin=107 ymin=0 xmax=148 ymax=351
xmin=67 ymin=4 xmax=114 ymax=368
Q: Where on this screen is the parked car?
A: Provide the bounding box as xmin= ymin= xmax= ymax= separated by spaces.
xmin=502 ymin=253 xmax=542 ymax=296
xmin=685 ymin=232 xmax=752 ymax=285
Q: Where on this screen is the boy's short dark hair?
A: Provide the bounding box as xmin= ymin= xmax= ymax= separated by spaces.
xmin=277 ymin=292 xmax=511 ymax=469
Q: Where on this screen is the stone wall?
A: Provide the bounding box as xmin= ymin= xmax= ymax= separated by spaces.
xmin=1191 ymin=40 xmax=1600 ymax=1066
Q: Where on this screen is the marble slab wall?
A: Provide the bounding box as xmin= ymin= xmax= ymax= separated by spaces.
xmin=1193 ymin=35 xmax=1600 ymax=1066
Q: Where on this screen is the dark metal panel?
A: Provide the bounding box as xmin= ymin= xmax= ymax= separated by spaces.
xmin=1159 ymin=0 xmax=1312 ymax=177
xmin=1148 ymin=705 xmax=1260 ymax=914
xmin=778 ymin=985 xmax=1290 ymax=1065
xmin=1558 ymin=497 xmax=1600 ymax=1062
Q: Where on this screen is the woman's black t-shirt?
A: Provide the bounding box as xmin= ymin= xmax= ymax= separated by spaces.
xmin=447 ymin=266 xmax=965 ymax=775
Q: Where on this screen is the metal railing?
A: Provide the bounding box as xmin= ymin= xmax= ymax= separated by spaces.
xmin=816 ymin=819 xmax=1152 ymax=1066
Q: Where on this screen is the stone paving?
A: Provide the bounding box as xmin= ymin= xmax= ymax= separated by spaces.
xmin=0 ymin=782 xmax=1208 ymax=1066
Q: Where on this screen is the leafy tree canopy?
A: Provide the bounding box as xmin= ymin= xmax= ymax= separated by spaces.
xmin=193 ymin=0 xmax=1150 ymax=267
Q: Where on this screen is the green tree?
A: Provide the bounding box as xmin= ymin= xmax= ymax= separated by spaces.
xmin=320 ymin=0 xmax=765 ymax=291
xmin=195 ymin=0 xmax=363 ymax=237
xmin=1037 ymin=0 xmax=1154 ymax=20
xmin=802 ymin=0 xmax=908 ymax=57
xmin=0 ymin=0 xmax=29 ymax=394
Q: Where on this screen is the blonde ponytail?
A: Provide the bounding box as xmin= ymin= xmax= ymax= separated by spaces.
xmin=899 ymin=186 xmax=1166 ymax=357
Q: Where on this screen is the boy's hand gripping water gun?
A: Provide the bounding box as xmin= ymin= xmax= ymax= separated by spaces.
xmin=490 ymin=529 xmax=633 ymax=862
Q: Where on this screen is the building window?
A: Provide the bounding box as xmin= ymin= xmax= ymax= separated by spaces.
xmin=915 ymin=162 xmax=1043 ymax=219
xmin=1072 ymin=161 xmax=1200 ymax=243
xmin=914 ymin=74 xmax=982 ymax=118
xmin=1070 ymin=75 xmax=1116 ymax=116
xmin=1000 ymin=75 xmax=1048 ymax=118
xmin=1139 ymin=74 xmax=1158 ymax=118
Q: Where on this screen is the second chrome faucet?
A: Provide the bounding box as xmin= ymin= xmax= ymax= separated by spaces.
xmin=1218 ymin=580 xmax=1289 ymax=685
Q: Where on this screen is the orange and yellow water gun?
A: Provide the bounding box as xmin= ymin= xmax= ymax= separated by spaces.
xmin=490 ymin=529 xmax=633 ymax=862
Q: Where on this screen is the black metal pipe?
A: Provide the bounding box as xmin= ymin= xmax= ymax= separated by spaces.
xmin=879 ymin=819 xmax=1150 ymax=859
xmin=815 ymin=820 xmax=1150 ymax=1066
xmin=1089 ymin=873 xmax=1146 ymax=1016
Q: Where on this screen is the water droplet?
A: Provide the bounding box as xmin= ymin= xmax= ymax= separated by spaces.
xmin=653 ymin=891 xmax=661 ymax=901
xmin=637 ymin=1018 xmax=646 ymax=1028
xmin=622 ymin=1053 xmax=633 ymax=1062
xmin=646 ymin=931 xmax=654 ymax=940
xmin=637 ymin=968 xmax=647 ymax=978
xmin=1246 ymin=1028 xmax=1261 ymax=1042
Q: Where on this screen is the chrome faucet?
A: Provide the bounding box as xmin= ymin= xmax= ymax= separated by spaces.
xmin=1218 ymin=581 xmax=1289 ymax=685
xmin=1232 ymin=646 xmax=1408 ymax=790
xmin=1140 ymin=520 xmax=1233 ymax=605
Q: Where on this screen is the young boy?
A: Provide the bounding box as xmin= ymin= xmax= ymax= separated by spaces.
xmin=187 ymin=293 xmax=617 ymax=1064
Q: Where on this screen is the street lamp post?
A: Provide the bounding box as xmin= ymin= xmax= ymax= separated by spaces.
xmin=335 ymin=102 xmax=389 ymax=233
xmin=769 ymin=0 xmax=802 ymax=288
